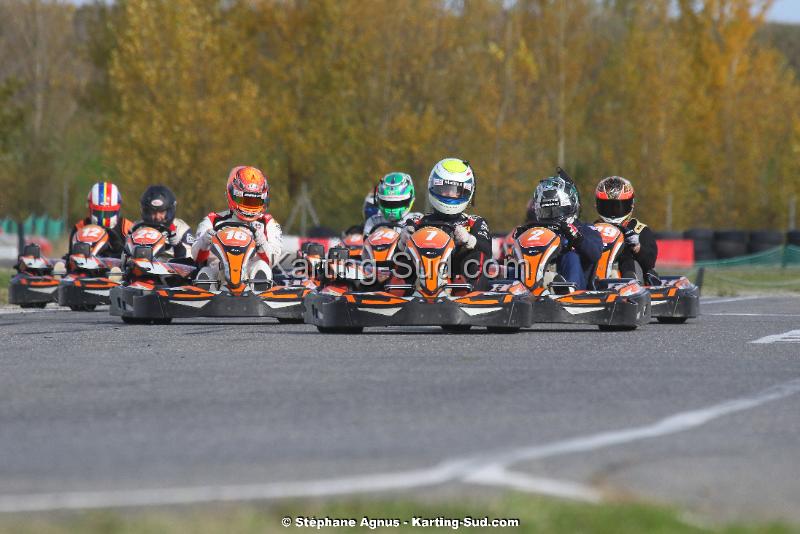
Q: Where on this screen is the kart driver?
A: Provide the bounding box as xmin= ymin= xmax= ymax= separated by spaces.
xmin=403 ymin=158 xmax=492 ymax=290
xmin=363 ymin=172 xmax=421 ymax=235
xmin=513 ymin=175 xmax=602 ymax=290
xmin=138 ymin=185 xmax=195 ymax=258
xmin=595 ymin=176 xmax=658 ymax=282
xmin=68 ymin=181 xmax=134 ymax=258
xmin=192 ymin=166 xmax=282 ymax=289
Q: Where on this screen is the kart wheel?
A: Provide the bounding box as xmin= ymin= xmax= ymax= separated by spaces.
xmin=122 ymin=316 xmax=150 ymax=324
xmin=441 ymin=325 xmax=471 ymax=333
xmin=277 ymin=318 xmax=304 ymax=324
xmin=316 ymin=326 xmax=363 ymax=334
xmin=69 ymin=304 xmax=96 ymax=312
xmin=19 ymin=302 xmax=47 ymax=309
xmin=151 ymin=318 xmax=173 ymax=325
xmin=487 ymin=326 xmax=520 ymax=334
xmin=657 ymin=316 xmax=688 ymax=324
xmin=599 ymin=325 xmax=637 ymax=331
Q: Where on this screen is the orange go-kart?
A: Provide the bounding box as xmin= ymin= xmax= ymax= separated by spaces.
xmin=109 ymin=223 xmax=197 ymax=324
xmin=500 ymin=223 xmax=651 ymax=330
xmin=117 ymin=221 xmax=307 ymax=322
xmin=57 ymin=224 xmax=122 ymax=311
xmin=303 ymin=224 xmax=531 ymax=333
xmin=8 ymin=243 xmax=60 ymax=308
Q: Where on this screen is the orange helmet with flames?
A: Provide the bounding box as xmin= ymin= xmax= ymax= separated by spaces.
xmin=226 ymin=166 xmax=270 ymax=222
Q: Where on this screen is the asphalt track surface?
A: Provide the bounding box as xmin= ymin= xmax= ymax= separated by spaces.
xmin=0 ymin=295 xmax=799 ymax=521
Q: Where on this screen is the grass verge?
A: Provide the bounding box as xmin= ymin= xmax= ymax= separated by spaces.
xmin=0 ymin=493 xmax=797 ymax=534
xmin=663 ymin=267 xmax=800 ymax=297
xmin=0 ymin=267 xmax=11 ymax=305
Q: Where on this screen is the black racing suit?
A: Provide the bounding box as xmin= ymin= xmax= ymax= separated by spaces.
xmin=615 ymin=218 xmax=658 ymax=280
xmin=404 ymin=212 xmax=493 ymax=290
xmin=67 ymin=217 xmax=133 ymax=259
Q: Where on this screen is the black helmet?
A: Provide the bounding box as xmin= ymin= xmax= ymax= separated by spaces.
xmin=140 ymin=185 xmax=177 ymax=227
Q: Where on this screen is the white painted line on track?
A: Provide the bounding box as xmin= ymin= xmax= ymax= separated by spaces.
xmin=707 ymin=313 xmax=800 ymax=317
xmin=0 ymin=306 xmax=70 ymax=315
xmin=752 ymin=330 xmax=800 ymax=344
xmin=2 ymin=377 xmax=800 ymax=513
xmin=701 ymin=296 xmax=764 ymax=305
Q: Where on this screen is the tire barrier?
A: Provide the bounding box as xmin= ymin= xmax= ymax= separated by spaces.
xmin=713 ymin=230 xmax=748 ymax=259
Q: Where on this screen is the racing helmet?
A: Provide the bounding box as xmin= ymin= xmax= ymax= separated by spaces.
xmin=376 ymin=172 xmax=415 ymax=222
xmin=595 ymin=176 xmax=635 ymax=224
xmin=363 ymin=189 xmax=378 ymax=220
xmin=226 ymin=166 xmax=269 ymax=222
xmin=88 ymin=181 xmax=122 ymax=229
xmin=140 ymin=185 xmax=177 ymax=227
xmin=427 ymin=158 xmax=475 ymax=216
xmin=531 ymin=176 xmax=580 ymax=224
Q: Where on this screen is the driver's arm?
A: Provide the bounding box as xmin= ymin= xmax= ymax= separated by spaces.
xmin=191 ymin=216 xmax=213 ymax=262
xmin=469 ymin=217 xmax=494 ymax=257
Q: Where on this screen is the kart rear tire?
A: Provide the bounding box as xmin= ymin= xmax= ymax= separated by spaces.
xmin=69 ymin=304 xmax=96 ymax=312
xmin=277 ymin=318 xmax=304 ymax=324
xmin=487 ymin=326 xmax=520 ymax=334
xmin=598 ymin=325 xmax=637 ymax=331
xmin=441 ymin=325 xmax=472 ymax=333
xmin=122 ymin=316 xmax=150 ymax=324
xmin=19 ymin=302 xmax=47 ymax=309
xmin=316 ymin=326 xmax=363 ymax=334
xmin=657 ymin=316 xmax=688 ymax=324
xmin=151 ymin=318 xmax=173 ymax=325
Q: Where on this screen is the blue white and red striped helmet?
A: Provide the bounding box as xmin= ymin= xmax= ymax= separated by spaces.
xmin=88 ymin=182 xmax=122 ymax=228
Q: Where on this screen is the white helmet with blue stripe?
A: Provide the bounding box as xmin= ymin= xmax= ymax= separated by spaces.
xmin=427 ymin=158 xmax=475 ymax=215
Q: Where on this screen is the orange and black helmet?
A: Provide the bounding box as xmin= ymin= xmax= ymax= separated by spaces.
xmin=595 ymin=176 xmax=635 ymax=224
xmin=226 ymin=166 xmax=269 ymax=222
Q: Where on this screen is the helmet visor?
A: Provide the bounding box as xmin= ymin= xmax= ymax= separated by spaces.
xmin=379 ymin=198 xmax=412 ymax=211
xmin=430 ymin=173 xmax=472 ymax=203
xmin=91 ymin=209 xmax=119 ymax=227
xmin=535 ymin=204 xmax=570 ymax=221
xmin=233 ymin=190 xmax=268 ymax=210
xmin=142 ymin=206 xmax=170 ymax=224
xmin=596 ymin=198 xmax=633 ymax=219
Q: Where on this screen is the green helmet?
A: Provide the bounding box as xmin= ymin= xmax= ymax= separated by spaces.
xmin=376 ymin=172 xmax=415 ymax=221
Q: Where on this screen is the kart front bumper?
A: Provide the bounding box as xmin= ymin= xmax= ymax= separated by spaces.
xmin=303 ymin=291 xmax=531 ymax=329
xmin=8 ymin=274 xmax=60 ymax=306
xmin=120 ymin=285 xmax=308 ymax=320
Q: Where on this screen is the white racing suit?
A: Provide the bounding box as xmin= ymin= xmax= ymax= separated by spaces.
xmin=166 ymin=218 xmax=195 ymax=258
xmin=191 ymin=210 xmax=282 ymax=290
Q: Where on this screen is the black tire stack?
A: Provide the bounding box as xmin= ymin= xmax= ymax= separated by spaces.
xmin=683 ymin=228 xmax=715 ymax=261
xmin=653 ymin=231 xmax=683 ymax=240
xmin=712 ymin=230 xmax=748 ymax=259
xmin=787 ymin=230 xmax=800 ymax=247
xmin=747 ymin=230 xmax=785 ymax=254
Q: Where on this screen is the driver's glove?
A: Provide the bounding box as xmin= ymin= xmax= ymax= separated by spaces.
xmin=196 ymin=229 xmax=216 ymax=249
xmin=623 ymin=227 xmax=640 ymax=249
xmin=559 ymin=221 xmax=583 ymax=249
xmin=454 ymin=225 xmax=477 ymax=249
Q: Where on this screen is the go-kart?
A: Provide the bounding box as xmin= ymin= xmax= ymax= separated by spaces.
xmin=109 ymin=223 xmax=197 ymax=324
xmin=502 ymin=224 xmax=651 ymax=330
xmin=592 ymin=222 xmax=699 ymax=324
xmin=116 ymin=221 xmax=307 ymax=322
xmin=304 ymin=224 xmax=531 ymax=333
xmin=8 ymin=243 xmax=60 ymax=308
xmin=57 ymin=224 xmax=122 ymax=311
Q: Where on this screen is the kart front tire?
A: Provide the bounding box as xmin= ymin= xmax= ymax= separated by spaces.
xmin=69 ymin=304 xmax=96 ymax=312
xmin=599 ymin=325 xmax=637 ymax=331
xmin=19 ymin=302 xmax=47 ymax=309
xmin=487 ymin=326 xmax=520 ymax=334
xmin=122 ymin=316 xmax=150 ymax=324
xmin=441 ymin=325 xmax=471 ymax=333
xmin=316 ymin=326 xmax=363 ymax=334
xmin=277 ymin=318 xmax=304 ymax=324
xmin=657 ymin=316 xmax=688 ymax=324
